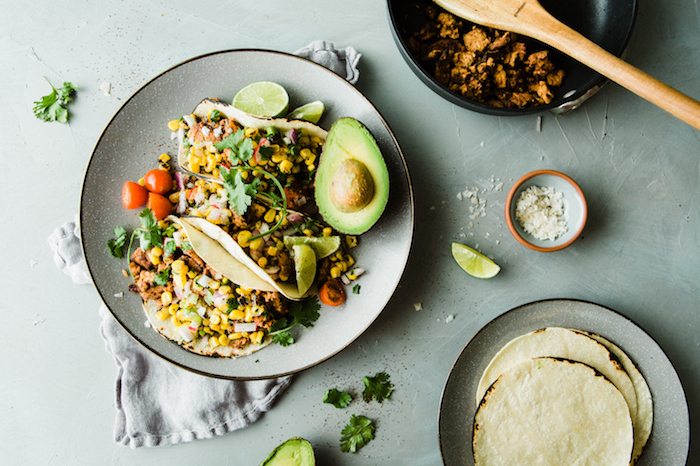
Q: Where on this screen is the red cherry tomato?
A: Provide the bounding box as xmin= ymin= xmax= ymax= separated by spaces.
xmin=319 ymin=280 xmax=346 ymax=306
xmin=144 ymin=169 xmax=173 ymax=195
xmin=122 ymin=181 xmax=148 ymax=209
xmin=147 ymin=192 xmax=172 ymax=220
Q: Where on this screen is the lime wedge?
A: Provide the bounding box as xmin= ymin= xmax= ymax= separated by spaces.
xmin=287 ymin=100 xmax=325 ymax=124
xmin=283 ymin=235 xmax=340 ymax=259
xmin=232 ymin=81 xmax=289 ymax=117
xmin=292 ymin=244 xmax=317 ymax=296
xmin=451 ymin=242 xmax=500 ymax=279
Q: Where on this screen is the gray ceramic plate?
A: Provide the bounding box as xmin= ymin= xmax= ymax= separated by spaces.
xmin=81 ymin=49 xmax=414 ymax=379
xmin=438 ymin=299 xmax=689 ymax=465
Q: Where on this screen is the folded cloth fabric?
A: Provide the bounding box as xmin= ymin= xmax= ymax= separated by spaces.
xmin=295 ymin=40 xmax=361 ymax=84
xmin=48 ymin=40 xmax=360 ymax=448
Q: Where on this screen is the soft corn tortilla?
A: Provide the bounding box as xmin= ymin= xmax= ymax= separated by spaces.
xmin=476 ymin=327 xmax=638 ymax=427
xmin=473 ymin=357 xmax=634 ymax=466
xmin=573 ymin=330 xmax=653 ymax=464
xmin=170 ymin=216 xmax=275 ymax=292
xmin=183 ymin=216 xmax=316 ymax=301
xmin=142 ymin=300 xmax=270 ymax=357
xmin=178 ymin=98 xmax=328 ymax=182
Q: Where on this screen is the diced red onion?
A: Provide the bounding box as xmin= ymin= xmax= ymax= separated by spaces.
xmin=285 ymin=128 xmax=298 ymax=143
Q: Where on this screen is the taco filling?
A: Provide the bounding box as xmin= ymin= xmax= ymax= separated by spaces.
xmin=127 ymin=215 xmax=290 ymax=357
xmin=171 ymin=99 xmax=359 ymax=300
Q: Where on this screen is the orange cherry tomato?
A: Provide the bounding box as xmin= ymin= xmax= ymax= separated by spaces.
xmin=319 ymin=280 xmax=346 ymax=306
xmin=144 ymin=169 xmax=173 ymax=195
xmin=147 ymin=192 xmax=172 ymax=220
xmin=122 ymin=181 xmax=148 ymax=209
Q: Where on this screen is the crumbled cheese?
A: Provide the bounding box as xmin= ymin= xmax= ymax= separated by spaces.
xmin=414 ymin=302 xmax=423 ymax=311
xmin=515 ymin=185 xmax=568 ymax=240
xmin=100 ymin=82 xmax=111 ymax=96
xmin=445 ymin=314 xmax=455 ymax=323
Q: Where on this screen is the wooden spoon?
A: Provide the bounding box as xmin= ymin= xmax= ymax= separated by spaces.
xmin=433 ymin=0 xmax=700 ymax=130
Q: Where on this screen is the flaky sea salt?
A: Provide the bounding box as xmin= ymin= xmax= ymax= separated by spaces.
xmin=515 ymin=185 xmax=568 ymax=240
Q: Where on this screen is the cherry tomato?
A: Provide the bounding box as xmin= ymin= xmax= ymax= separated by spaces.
xmin=147 ymin=192 xmax=172 ymax=220
xmin=144 ymin=169 xmax=173 ymax=195
xmin=319 ymin=280 xmax=346 ymax=306
xmin=122 ymin=181 xmax=148 ymax=209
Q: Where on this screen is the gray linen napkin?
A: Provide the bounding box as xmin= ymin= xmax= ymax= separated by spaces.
xmin=48 ymin=41 xmax=360 ymax=448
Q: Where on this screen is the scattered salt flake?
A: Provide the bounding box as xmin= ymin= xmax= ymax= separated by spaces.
xmin=495 ymin=182 xmax=504 ymax=191
xmin=144 ymin=320 xmax=152 ymax=328
xmin=33 ymin=318 xmax=46 ymax=326
xmin=114 ymin=292 xmax=124 ymax=298
xmin=445 ymin=314 xmax=455 ymax=324
xmin=536 ymin=115 xmax=542 ymax=132
xmin=456 ymin=192 xmax=463 ymax=200
xmin=100 ymin=82 xmax=111 ymax=96
xmin=29 ymin=259 xmax=38 ymax=268
xmin=480 ymin=141 xmax=485 ymax=147
xmin=413 ymin=302 xmax=423 ymax=311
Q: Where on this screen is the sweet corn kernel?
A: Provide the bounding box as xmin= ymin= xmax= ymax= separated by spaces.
xmin=167 ymin=120 xmax=180 ymax=131
xmin=346 ymin=236 xmax=358 ymax=248
xmin=168 ymin=303 xmax=179 ymax=315
xmin=310 ymin=136 xmax=322 ymax=144
xmin=264 ymin=209 xmax=277 ymax=223
xmin=267 ymin=246 xmax=278 ymax=257
xmin=122 ymin=269 xmax=129 ymax=277
xmin=161 ymin=291 xmax=172 ymax=306
xmin=322 ymin=227 xmax=333 ymax=237
xmin=229 ymin=309 xmax=245 ymax=320
xmin=298 ymin=136 xmax=310 ymax=146
xmin=344 ymin=254 xmax=355 ymax=266
xmin=172 ymin=259 xmax=185 ymax=271
xmin=238 ymin=230 xmax=252 ymax=247
xmin=171 ymin=316 xmax=182 ymax=327
xmin=337 ymin=261 xmax=348 ymax=272
xmin=210 ymin=314 xmax=221 ymax=325
xmin=219 ymin=334 xmax=230 ymax=346
xmin=158 ymin=153 xmax=171 ymax=163
xmin=249 ymin=237 xmax=263 ymax=251
xmin=306 ymin=163 xmax=315 ymax=172
xmin=156 ymin=310 xmax=169 ymax=320
xmin=187 ymin=270 xmax=197 ymax=279
xmin=169 ymin=192 xmax=181 ymax=203
xmin=330 ymin=266 xmax=341 ymax=279
xmin=211 ymin=324 xmax=221 ymax=331
xmin=219 ymin=285 xmax=232 ymax=295
xmin=230 ymin=332 xmax=243 ymax=340
xmin=138 ymin=177 xmax=145 ymax=186
xmin=208 ymin=336 xmax=219 ymax=348
xmin=302 ymin=229 xmax=313 ymax=236
xmin=257 ymin=257 xmax=268 ymax=268
xmin=279 ymin=273 xmax=290 ymax=282
xmin=209 ymin=280 xmax=220 ymax=290
xmin=291 ymin=164 xmax=301 ymax=174
xmin=279 ymin=160 xmax=294 ymax=173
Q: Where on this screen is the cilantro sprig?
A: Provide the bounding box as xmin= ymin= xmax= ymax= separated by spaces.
xmin=33 ymin=79 xmax=77 ymax=123
xmin=107 ymin=226 xmax=127 ymax=258
xmin=340 ymin=415 xmax=375 ymax=453
xmin=362 ymin=372 xmax=393 ymax=403
xmin=268 ymin=297 xmax=321 ymax=346
xmin=323 ymin=388 xmax=352 ymax=409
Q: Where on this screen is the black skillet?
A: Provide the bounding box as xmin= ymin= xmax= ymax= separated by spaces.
xmin=387 ymin=0 xmax=637 ymax=116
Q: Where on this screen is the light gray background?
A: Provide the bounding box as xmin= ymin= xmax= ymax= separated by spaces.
xmin=2 ymin=0 xmax=698 ymax=464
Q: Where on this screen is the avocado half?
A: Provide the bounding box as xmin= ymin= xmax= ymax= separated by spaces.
xmin=260 ymin=437 xmax=315 ymax=466
xmin=315 ymin=118 xmax=389 ymax=235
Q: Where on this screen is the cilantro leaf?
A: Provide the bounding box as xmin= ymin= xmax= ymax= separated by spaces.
xmin=271 ymin=331 xmax=294 ymax=347
xmin=221 ymin=166 xmax=256 ymax=215
xmin=153 ymin=265 xmax=171 ymax=286
xmin=288 ymin=297 xmax=321 ymax=328
xmin=267 ymin=297 xmax=321 ymax=346
xmin=213 ymin=129 xmax=246 ymax=164
xmin=340 ymin=415 xmax=375 ymax=453
xmin=362 ymin=372 xmax=393 ymax=403
xmin=133 ymin=209 xmax=162 ymax=251
xmin=33 ymin=80 xmax=76 ymax=123
xmin=107 ymin=226 xmax=127 ymax=258
xmin=323 ymin=388 xmax=352 ymax=409
xmin=352 ymin=284 xmax=361 ymax=295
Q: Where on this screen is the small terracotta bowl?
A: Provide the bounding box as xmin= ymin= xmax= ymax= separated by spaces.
xmin=505 ymin=170 xmax=587 ymax=252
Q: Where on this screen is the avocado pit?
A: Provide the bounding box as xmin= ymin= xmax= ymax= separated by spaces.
xmin=329 ymin=159 xmax=375 ymax=213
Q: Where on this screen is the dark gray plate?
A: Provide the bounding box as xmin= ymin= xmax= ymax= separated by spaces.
xmin=439 ymin=299 xmax=689 ymax=465
xmin=81 ymin=49 xmax=414 ymax=379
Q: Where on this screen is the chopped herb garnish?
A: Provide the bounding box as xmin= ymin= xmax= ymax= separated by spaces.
xmin=268 ymin=297 xmax=321 ymax=346
xmin=107 ymin=226 xmax=127 ymax=258
xmin=323 ymin=388 xmax=352 ymax=409
xmin=209 ymin=109 xmax=221 ymax=122
xmin=340 ymin=414 xmax=375 ymax=453
xmin=33 ymin=79 xmax=77 ymax=123
xmin=181 ymin=241 xmax=193 ymax=251
xmin=362 ymin=372 xmax=393 ymax=403
xmin=352 ymin=284 xmax=361 ymax=294
xmin=153 ymin=266 xmax=171 ymax=286
xmin=221 ymin=166 xmax=257 ymax=215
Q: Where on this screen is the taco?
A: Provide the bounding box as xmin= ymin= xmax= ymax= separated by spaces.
xmin=127 ymin=215 xmax=290 ymax=357
xmin=170 ymin=98 xmax=355 ymax=301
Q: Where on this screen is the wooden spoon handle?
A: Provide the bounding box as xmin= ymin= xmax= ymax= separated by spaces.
xmin=532 ymin=14 xmax=700 ymax=130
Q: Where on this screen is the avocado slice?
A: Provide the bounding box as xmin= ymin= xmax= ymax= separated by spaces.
xmin=260 ymin=437 xmax=315 ymax=466
xmin=315 ymin=118 xmax=389 ymax=235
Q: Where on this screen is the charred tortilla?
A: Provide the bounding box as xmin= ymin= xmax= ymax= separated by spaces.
xmin=473 ymin=357 xmax=634 ymax=465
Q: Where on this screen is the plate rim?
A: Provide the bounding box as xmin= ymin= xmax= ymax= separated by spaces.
xmin=80 ymin=48 xmax=415 ymax=380
xmin=437 ymin=298 xmax=690 ymax=465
